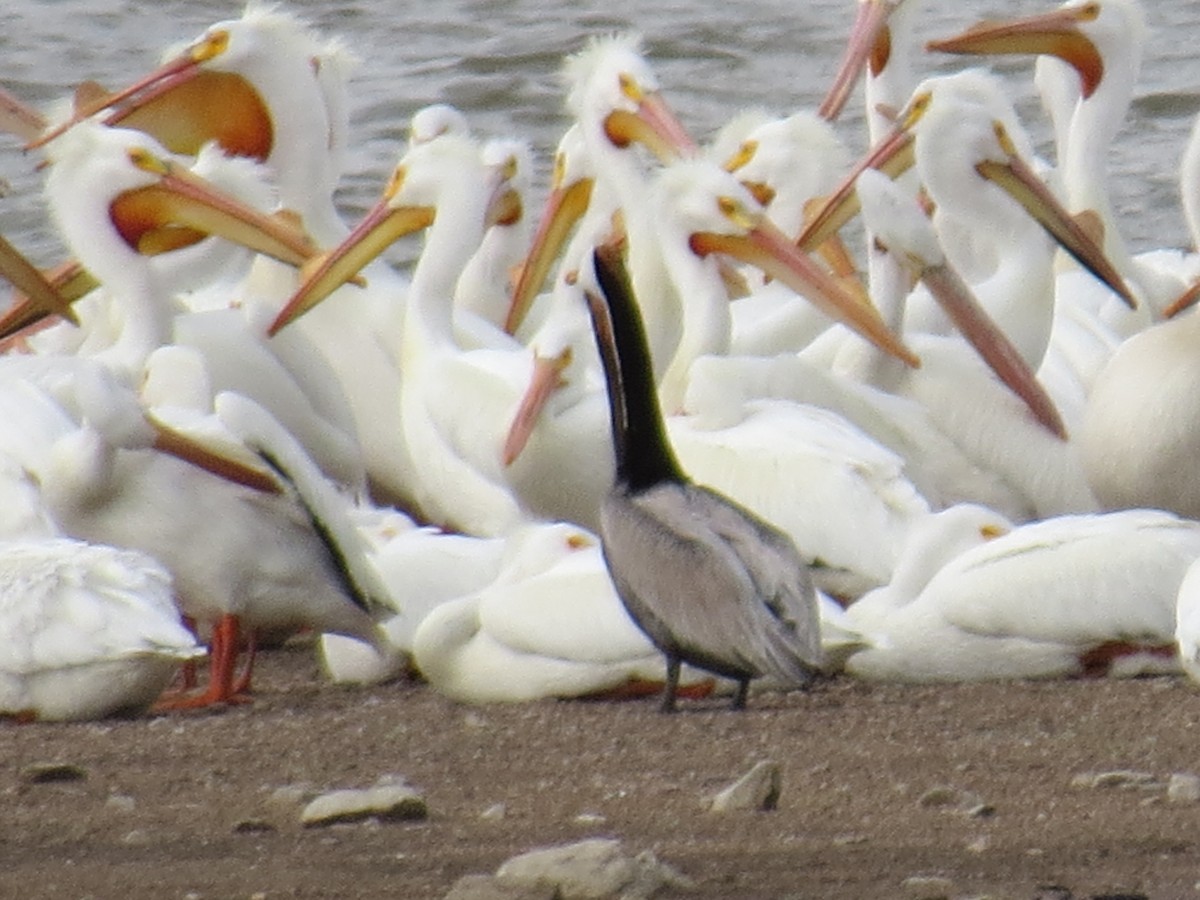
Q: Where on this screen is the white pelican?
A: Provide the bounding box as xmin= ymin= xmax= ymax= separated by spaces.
xmin=47 ymin=5 xmax=417 ymax=507
xmin=587 ymin=245 xmax=822 ymax=712
xmin=1078 ymin=305 xmax=1200 ymax=517
xmin=18 ymin=364 xmax=392 ymax=710
xmin=0 ymin=538 xmax=204 ymax=722
xmin=34 ymin=122 xmax=318 ymax=378
xmin=272 ymin=134 xmax=536 ymax=536
xmin=1174 ymin=556 xmax=1200 ymax=685
xmin=845 ymin=505 xmax=1200 ymax=681
xmin=927 ymin=0 xmax=1191 ymax=325
xmin=561 ymin=33 xmax=698 ymax=381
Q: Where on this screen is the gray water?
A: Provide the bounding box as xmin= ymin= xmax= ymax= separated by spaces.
xmin=2 ymin=0 xmax=1199 ymax=268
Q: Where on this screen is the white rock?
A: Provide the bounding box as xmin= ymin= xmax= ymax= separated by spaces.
xmin=301 ymin=782 xmax=427 ymax=827
xmin=494 ymin=838 xmax=689 ymax=899
xmin=1167 ymin=772 xmax=1200 ymax=804
xmin=709 ymin=760 xmax=781 ymax=812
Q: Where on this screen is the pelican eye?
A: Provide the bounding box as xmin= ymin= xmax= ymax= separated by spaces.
xmin=722 ymin=139 xmax=758 ymax=174
xmin=192 ymin=28 xmax=230 ymax=63
xmin=551 ymin=151 xmax=568 ymax=189
xmin=618 ymin=72 xmax=644 ymax=104
xmin=901 ymin=91 xmax=932 ymax=129
xmin=127 ymin=147 xmax=170 ymax=175
xmin=718 ymin=195 xmax=757 ymax=229
xmin=992 ymin=120 xmax=1018 ymax=158
xmin=499 ymin=154 xmax=519 ymax=183
xmin=384 ymin=166 xmax=407 ymax=201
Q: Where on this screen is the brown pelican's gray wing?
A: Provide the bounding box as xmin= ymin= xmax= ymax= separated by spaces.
xmin=603 ymin=481 xmax=821 ymax=685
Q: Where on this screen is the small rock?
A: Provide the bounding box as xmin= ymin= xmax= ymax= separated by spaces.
xmin=709 ymin=760 xmax=781 ymax=812
xmin=1167 ymin=773 xmax=1200 ymax=804
xmin=480 ymin=803 xmax=508 ymax=821
xmin=901 ymin=875 xmax=955 ymax=899
xmin=301 ymin=782 xmax=427 ymax=827
xmin=965 ymin=835 xmax=991 ymax=854
xmin=917 ymin=785 xmax=991 ymax=816
xmin=573 ymin=811 xmax=607 ymax=826
xmin=495 ymin=838 xmax=691 ymax=899
xmin=20 ymin=762 xmax=87 ymax=784
xmin=122 ymin=829 xmax=152 ymax=846
xmin=105 ymin=793 xmax=136 ymax=813
xmin=232 ymin=818 xmax=277 ymax=834
xmin=443 ymin=874 xmax=557 ymax=900
xmin=1069 ymin=770 xmax=1160 ymax=790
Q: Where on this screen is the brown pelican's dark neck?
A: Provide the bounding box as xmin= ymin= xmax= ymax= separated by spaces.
xmin=588 ymin=245 xmax=686 ymax=493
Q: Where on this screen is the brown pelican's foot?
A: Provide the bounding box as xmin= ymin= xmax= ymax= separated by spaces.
xmin=730 ymin=679 xmax=750 ymax=710
xmin=659 ymin=656 xmax=681 ymax=713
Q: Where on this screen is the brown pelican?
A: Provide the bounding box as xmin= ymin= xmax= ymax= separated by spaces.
xmin=586 ymin=245 xmax=823 ymax=711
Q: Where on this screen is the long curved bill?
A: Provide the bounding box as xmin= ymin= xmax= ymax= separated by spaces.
xmin=502 ymin=347 xmax=572 ymax=466
xmin=796 ymin=123 xmax=914 ymax=251
xmin=0 ymin=236 xmax=80 ymax=332
xmin=603 ymin=86 xmax=698 ymax=163
xmin=147 ymin=411 xmax=281 ymax=494
xmin=691 ymin=215 xmax=919 ymax=368
xmin=112 ymin=146 xmax=318 ymax=268
xmin=920 ymin=260 xmax=1066 ymax=438
xmin=0 ymin=85 xmax=47 ymax=143
xmin=1164 ymin=278 xmax=1200 ymax=319
xmin=976 ymin=122 xmax=1135 ymax=308
xmin=28 ymin=29 xmax=272 ymax=161
xmin=926 ymin=6 xmax=1104 ymax=99
xmin=505 ymin=165 xmax=594 ymax=334
xmin=268 ymin=184 xmax=434 ymax=336
xmin=819 ymin=0 xmax=899 ymax=121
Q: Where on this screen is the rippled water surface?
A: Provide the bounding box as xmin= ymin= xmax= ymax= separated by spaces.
xmin=3 ymin=0 xmax=1199 ymax=266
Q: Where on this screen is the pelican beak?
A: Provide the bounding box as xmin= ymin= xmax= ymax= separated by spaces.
xmin=918 ymin=260 xmax=1067 ymax=439
xmin=1164 ymin=278 xmax=1200 ymax=319
xmin=926 ymin=6 xmax=1104 ymax=99
xmin=268 ymin=167 xmax=435 ymax=335
xmin=604 ymin=78 xmax=698 ymax=162
xmin=502 ymin=347 xmax=572 ymax=466
xmin=0 ymin=259 xmax=98 ymax=345
xmin=147 ymin=411 xmax=281 ymax=494
xmin=0 ymin=85 xmax=48 ymax=143
xmin=975 ymin=121 xmax=1135 ymax=307
xmin=819 ymin=0 xmax=900 ymax=120
xmin=691 ymin=204 xmax=919 ymax=367
xmin=28 ymin=29 xmax=273 ymax=161
xmin=796 ymin=122 xmax=914 ymax=251
xmin=505 ymin=151 xmax=596 ymax=334
xmin=110 ymin=146 xmax=318 ymax=268
xmin=0 ymin=236 xmax=80 ymax=332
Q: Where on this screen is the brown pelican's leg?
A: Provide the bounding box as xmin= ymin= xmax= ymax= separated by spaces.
xmin=659 ymin=656 xmax=681 ymax=713
xmin=731 ymin=678 xmax=750 ymax=710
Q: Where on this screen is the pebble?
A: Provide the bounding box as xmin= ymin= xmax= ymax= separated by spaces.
xmin=917 ymin=785 xmax=993 ymax=818
xmin=708 ymin=760 xmax=781 ymax=812
xmin=105 ymin=793 xmax=136 ymax=813
xmin=1167 ymin=772 xmax=1200 ymax=804
xmin=1069 ymin=770 xmax=1160 ymax=790
xmin=480 ymin=802 xmax=508 ymax=821
xmin=493 ymin=838 xmax=692 ymax=899
xmin=901 ymin=875 xmax=956 ymax=899
xmin=232 ymin=818 xmax=277 ymax=834
xmin=20 ymin=762 xmax=87 ymax=784
xmin=301 ymin=781 xmax=427 ymax=827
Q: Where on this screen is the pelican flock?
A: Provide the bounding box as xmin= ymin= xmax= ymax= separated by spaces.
xmin=1 ymin=0 xmax=1199 ymax=718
